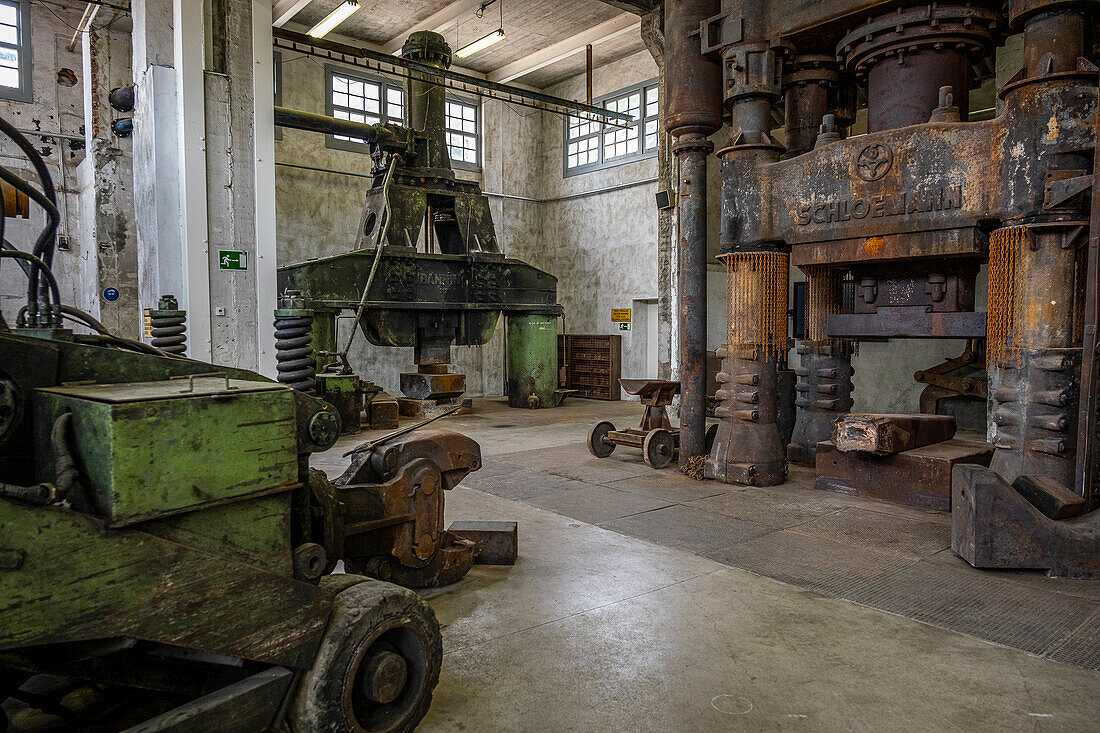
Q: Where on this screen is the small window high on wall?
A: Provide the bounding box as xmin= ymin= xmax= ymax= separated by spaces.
xmin=325 ymin=65 xmax=404 ymax=154
xmin=445 ymin=96 xmax=480 ymax=172
xmin=0 ymin=0 xmax=30 ymax=103
xmin=564 ymin=79 xmax=658 ymax=177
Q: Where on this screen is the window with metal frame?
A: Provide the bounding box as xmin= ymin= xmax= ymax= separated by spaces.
xmin=0 ymin=0 xmax=31 ymax=103
xmin=564 ymin=79 xmax=658 ymax=177
xmin=325 ymin=64 xmax=404 ymax=153
xmin=445 ymin=96 xmax=480 ymax=172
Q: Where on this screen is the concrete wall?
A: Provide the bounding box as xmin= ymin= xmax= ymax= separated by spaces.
xmin=0 ymin=2 xmax=88 ymax=326
xmin=537 ymin=50 xmax=660 ymax=399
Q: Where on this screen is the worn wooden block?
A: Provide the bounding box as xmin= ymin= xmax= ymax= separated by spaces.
xmin=816 ymin=438 xmax=994 ymax=511
xmin=447 ymin=521 xmax=518 ymax=565
xmin=833 ymin=413 xmax=956 ymax=456
xmin=369 ymin=392 xmax=399 ymax=429
xmin=1012 ymin=474 xmax=1087 ymax=519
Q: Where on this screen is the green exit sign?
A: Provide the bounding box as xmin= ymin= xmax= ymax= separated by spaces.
xmin=219 ymin=250 xmax=247 ymax=271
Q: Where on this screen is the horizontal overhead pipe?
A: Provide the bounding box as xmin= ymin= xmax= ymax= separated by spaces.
xmin=274 ymin=106 xmax=383 ymax=141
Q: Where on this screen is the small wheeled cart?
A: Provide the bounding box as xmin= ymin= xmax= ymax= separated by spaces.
xmin=587 ymin=379 xmax=683 ymax=469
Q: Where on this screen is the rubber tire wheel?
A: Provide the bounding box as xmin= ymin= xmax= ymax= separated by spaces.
xmin=289 ymin=577 xmax=442 ymax=733
xmin=643 ymin=428 xmax=675 ymax=469
xmin=705 ymin=423 xmax=718 ymax=454
xmin=587 ymin=420 xmax=617 ymax=458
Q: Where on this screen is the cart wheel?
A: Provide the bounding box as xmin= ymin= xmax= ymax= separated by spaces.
xmin=587 ymin=421 xmax=616 ymax=458
xmin=289 ymin=576 xmax=442 ymax=733
xmin=643 ymin=428 xmax=675 ymax=469
xmin=705 ymin=423 xmax=718 ymax=454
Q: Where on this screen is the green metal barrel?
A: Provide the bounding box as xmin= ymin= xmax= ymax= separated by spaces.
xmin=506 ymin=314 xmax=558 ymax=409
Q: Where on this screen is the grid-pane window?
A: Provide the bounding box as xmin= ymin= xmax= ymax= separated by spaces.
xmin=565 ymin=115 xmax=600 ymax=170
xmin=0 ymin=0 xmax=30 ymax=103
xmin=324 ymin=65 xmax=404 ymax=153
xmin=564 ymin=79 xmax=658 ymax=176
xmin=445 ymin=99 xmax=479 ymax=169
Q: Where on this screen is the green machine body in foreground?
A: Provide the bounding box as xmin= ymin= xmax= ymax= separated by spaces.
xmin=0 ymin=329 xmax=484 ymax=732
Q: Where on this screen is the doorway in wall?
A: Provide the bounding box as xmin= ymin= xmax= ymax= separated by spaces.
xmin=633 ymin=298 xmax=658 ymax=380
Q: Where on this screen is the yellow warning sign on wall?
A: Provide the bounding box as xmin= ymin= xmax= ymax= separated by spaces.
xmin=611 ymin=308 xmax=631 ymax=322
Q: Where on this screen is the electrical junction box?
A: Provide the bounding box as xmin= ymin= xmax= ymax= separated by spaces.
xmin=33 ymin=376 xmax=298 ymax=527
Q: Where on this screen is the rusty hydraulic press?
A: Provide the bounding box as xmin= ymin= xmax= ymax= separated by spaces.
xmin=669 ymin=0 xmax=1100 ymax=574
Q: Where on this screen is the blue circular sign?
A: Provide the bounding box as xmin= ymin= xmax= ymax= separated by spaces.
xmin=102 ymin=287 xmax=120 ymax=302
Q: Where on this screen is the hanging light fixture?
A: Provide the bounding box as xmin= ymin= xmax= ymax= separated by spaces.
xmin=455 ymin=0 xmax=505 ymax=58
xmin=455 ymin=29 xmax=505 ymax=58
xmin=308 ymin=0 xmax=360 ymax=39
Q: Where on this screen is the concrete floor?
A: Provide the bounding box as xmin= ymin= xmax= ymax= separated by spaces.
xmin=316 ymin=398 xmax=1100 ymax=732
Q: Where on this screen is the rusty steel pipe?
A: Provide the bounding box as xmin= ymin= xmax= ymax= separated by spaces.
xmin=676 ymin=137 xmax=711 ymax=464
xmin=665 ymin=0 xmax=722 ymax=468
xmin=274 ymin=106 xmax=381 ymax=141
xmin=784 ymin=82 xmax=829 ymax=157
xmin=663 ymin=0 xmax=722 ymax=137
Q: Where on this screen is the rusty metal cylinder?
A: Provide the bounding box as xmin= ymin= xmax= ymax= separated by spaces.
xmin=1022 ymin=9 xmax=1087 ymax=77
xmin=783 ymin=55 xmax=837 ymax=157
xmin=1016 ymin=229 xmax=1079 ymax=351
xmin=676 ymin=138 xmax=711 ymax=462
xmin=866 ymin=49 xmax=971 ymax=132
xmin=401 ymin=31 xmax=452 ymax=171
xmin=663 ymin=0 xmax=723 ymax=138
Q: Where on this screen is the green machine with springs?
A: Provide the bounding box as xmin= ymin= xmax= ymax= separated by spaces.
xmin=0 ymin=118 xmax=477 ymax=732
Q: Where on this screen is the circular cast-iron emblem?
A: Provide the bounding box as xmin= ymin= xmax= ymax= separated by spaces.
xmin=855 ymin=143 xmax=893 ymax=182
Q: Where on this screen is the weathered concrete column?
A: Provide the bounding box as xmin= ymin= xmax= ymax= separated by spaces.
xmin=132 ymin=0 xmax=184 ymax=319
xmin=202 ymin=0 xmax=278 ymax=373
xmin=79 ymin=21 xmax=139 ymax=338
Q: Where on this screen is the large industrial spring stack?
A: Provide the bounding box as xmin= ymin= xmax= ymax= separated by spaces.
xmin=788 ymin=266 xmax=854 ymax=465
xmin=145 ymin=295 xmax=187 ymax=354
xmin=274 ymin=290 xmax=317 ymax=395
xmin=706 ymin=251 xmax=789 ymax=485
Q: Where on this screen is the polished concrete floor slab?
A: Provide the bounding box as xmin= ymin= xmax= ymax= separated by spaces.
xmin=420 ymin=488 xmax=1100 ymax=732
xmin=320 ymin=397 xmax=1100 ymax=729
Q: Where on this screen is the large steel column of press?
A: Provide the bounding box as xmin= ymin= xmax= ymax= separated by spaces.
xmin=664 ymin=0 xmax=722 ymax=467
xmin=705 ymin=1 xmax=792 ymax=486
xmin=987 ymin=1 xmax=1093 ymax=491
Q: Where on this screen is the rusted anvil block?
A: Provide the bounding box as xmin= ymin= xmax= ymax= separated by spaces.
xmin=400 ymin=372 xmax=466 ymax=400
xmin=369 ymin=391 xmax=399 ymax=429
xmin=833 ymin=413 xmax=956 ymax=455
xmin=447 ymin=521 xmax=517 ymax=565
xmin=952 ymin=465 xmax=1100 ymax=579
xmin=1012 ymin=474 xmax=1087 ymax=520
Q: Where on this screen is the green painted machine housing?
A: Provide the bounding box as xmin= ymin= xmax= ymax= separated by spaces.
xmin=33 ymin=378 xmax=298 ymax=527
xmin=506 ymin=314 xmax=559 ymax=409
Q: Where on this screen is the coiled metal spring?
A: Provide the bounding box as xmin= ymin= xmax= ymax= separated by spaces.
xmin=149 ymin=312 xmax=186 ymax=354
xmin=275 ymin=313 xmax=316 ymax=394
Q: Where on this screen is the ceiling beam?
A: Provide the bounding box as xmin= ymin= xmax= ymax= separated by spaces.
xmin=272 ymin=0 xmax=315 ymax=28
xmin=486 ymin=12 xmax=639 ymax=84
xmin=382 ymin=0 xmax=486 ymax=54
xmin=593 ymin=0 xmax=658 ymax=14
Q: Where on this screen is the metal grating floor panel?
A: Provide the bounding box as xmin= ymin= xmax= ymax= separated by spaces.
xmin=687 ymin=487 xmax=854 ymax=529
xmin=789 ymin=507 xmax=952 ymax=559
xmin=1045 ymin=611 xmax=1100 ymax=671
xmin=847 ymin=562 xmax=1099 ymax=658
xmin=600 ymin=504 xmax=774 ymax=556
xmin=706 ymin=530 xmax=918 ymax=599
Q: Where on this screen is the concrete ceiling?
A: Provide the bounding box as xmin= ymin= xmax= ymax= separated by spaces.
xmin=282 ymin=0 xmax=649 ymax=89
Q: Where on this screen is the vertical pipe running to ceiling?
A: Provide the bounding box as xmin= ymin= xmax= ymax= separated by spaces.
xmin=663 ymin=0 xmax=722 ymax=468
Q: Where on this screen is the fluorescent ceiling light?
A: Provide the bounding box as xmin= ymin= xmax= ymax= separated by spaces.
xmin=308 ymin=1 xmax=360 ymax=39
xmin=455 ymin=29 xmax=505 ymax=58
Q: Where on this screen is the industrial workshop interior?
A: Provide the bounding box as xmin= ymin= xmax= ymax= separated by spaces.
xmin=4 ymin=0 xmax=1100 ymax=729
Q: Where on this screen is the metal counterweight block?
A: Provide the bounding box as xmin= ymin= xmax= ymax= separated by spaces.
xmin=952 ymin=464 xmax=1100 ymax=579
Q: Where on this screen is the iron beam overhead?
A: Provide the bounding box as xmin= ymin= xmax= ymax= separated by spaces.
xmin=272 ymin=28 xmax=633 ymax=126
